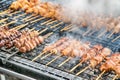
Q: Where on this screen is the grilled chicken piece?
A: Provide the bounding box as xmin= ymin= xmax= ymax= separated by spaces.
xmin=114 ymin=65 xmax=120 ymax=76
xmin=80 ymin=48 xmax=97 ymax=62
xmin=51 ymin=40 xmax=72 ymax=54
xmin=0 ymin=29 xmax=21 ymax=48
xmin=19 ymin=36 xmax=44 ymax=53
xmin=43 ymin=37 xmax=69 ymax=52
xmin=10 ymin=1 xmax=20 ymax=10
xmin=100 ymin=53 xmax=120 ymax=76
xmin=90 ymin=48 xmax=111 ymax=68
xmin=61 ymin=40 xmax=77 ymax=56
xmin=14 ymin=30 xmax=39 ymax=48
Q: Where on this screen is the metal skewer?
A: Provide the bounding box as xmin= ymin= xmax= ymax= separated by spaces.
xmin=46 ymin=55 xmax=62 ymax=66
xmin=76 ymin=65 xmax=91 ymax=76
xmin=112 ymin=35 xmax=120 ymax=42
xmin=41 ymin=19 xmax=53 ymax=25
xmin=46 ymin=20 xmax=58 ymax=25
xmin=4 ymin=51 xmax=19 ymax=63
xmin=69 ymin=61 xmax=83 ymax=72
xmin=112 ymin=74 xmax=118 ymax=80
xmin=58 ymin=57 xmax=71 ymax=67
xmin=95 ymin=70 xmax=106 ymax=80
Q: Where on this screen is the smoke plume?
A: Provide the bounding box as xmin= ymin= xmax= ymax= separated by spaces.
xmin=61 ymin=0 xmax=120 ymax=17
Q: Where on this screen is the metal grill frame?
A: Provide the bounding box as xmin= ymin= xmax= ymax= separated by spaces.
xmin=0 ymin=50 xmax=83 ymax=80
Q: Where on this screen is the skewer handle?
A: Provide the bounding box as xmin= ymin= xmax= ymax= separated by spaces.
xmin=41 ymin=19 xmax=53 ymax=25
xmin=14 ymin=13 xmax=26 ymax=19
xmin=0 ymin=12 xmax=22 ymax=23
xmin=68 ymin=27 xmax=78 ymax=32
xmin=95 ymin=70 xmax=105 ymax=80
xmin=87 ymin=31 xmax=95 ymax=36
xmin=43 ymin=32 xmax=53 ymax=39
xmin=58 ymin=57 xmax=71 ymax=67
xmin=30 ymin=17 xmax=46 ymax=24
xmin=69 ymin=61 xmax=83 ymax=72
xmin=22 ymin=14 xmax=35 ymax=21
xmin=76 ymin=65 xmax=91 ymax=76
xmin=112 ymin=74 xmax=118 ymax=80
xmin=31 ymin=51 xmax=47 ymax=62
xmin=60 ymin=24 xmax=72 ymax=31
xmin=112 ymin=35 xmax=120 ymax=42
xmin=50 ymin=22 xmax=63 ymax=28
xmin=38 ymin=28 xmax=48 ymax=35
xmin=13 ymin=23 xmax=28 ymax=30
xmin=0 ymin=9 xmax=10 ymax=15
xmin=9 ymin=10 xmax=21 ymax=16
xmin=46 ymin=55 xmax=62 ymax=66
xmin=0 ymin=18 xmax=8 ymax=23
xmin=2 ymin=20 xmax=16 ymax=26
xmin=41 ymin=52 xmax=53 ymax=60
xmin=25 ymin=15 xmax=39 ymax=22
xmin=97 ymin=30 xmax=107 ymax=38
xmin=108 ymin=31 xmax=114 ymax=38
xmin=46 ymin=20 xmax=58 ymax=25
xmin=83 ymin=29 xmax=91 ymax=36
xmin=29 ymin=28 xmax=35 ymax=31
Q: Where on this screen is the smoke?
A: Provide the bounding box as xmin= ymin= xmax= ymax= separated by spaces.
xmin=61 ymin=0 xmax=120 ymax=17
xmin=57 ymin=0 xmax=120 ymax=26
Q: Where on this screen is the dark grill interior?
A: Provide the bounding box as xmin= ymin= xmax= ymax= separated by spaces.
xmin=0 ymin=0 xmax=120 ymax=80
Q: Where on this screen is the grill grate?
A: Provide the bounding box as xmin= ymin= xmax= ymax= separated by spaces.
xmin=0 ymin=0 xmax=120 ymax=80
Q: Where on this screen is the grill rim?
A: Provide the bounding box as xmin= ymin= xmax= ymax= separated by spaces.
xmin=0 ymin=51 xmax=83 ymax=80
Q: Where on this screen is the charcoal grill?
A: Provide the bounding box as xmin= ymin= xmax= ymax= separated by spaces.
xmin=0 ymin=0 xmax=120 ymax=80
